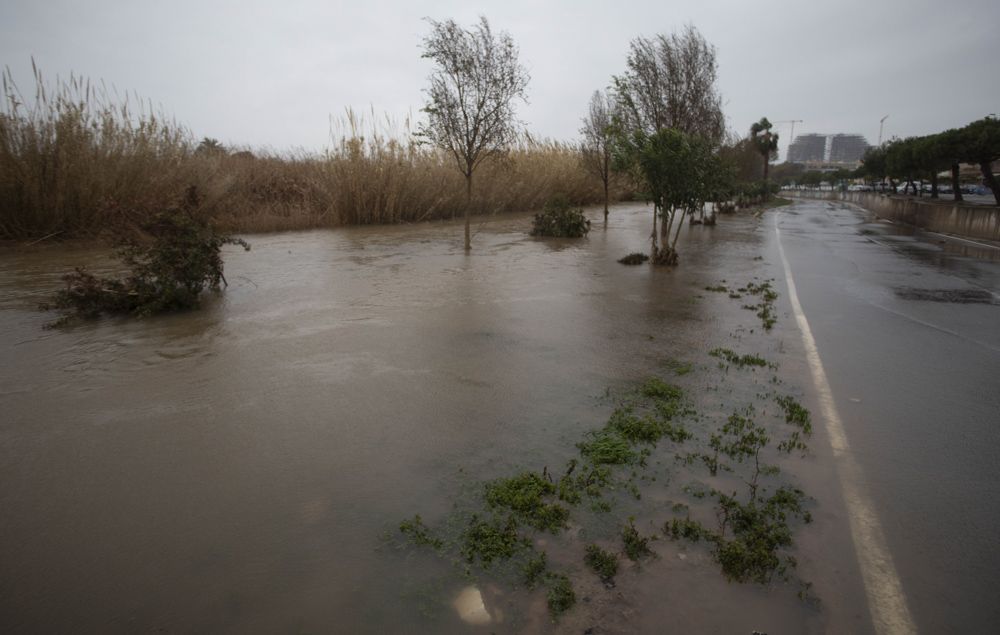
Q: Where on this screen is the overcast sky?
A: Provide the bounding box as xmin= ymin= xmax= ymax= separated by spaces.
xmin=3 ymin=0 xmax=998 ymax=159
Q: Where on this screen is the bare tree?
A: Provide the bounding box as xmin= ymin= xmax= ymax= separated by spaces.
xmin=612 ymin=25 xmax=725 ymax=145
xmin=580 ymin=90 xmax=617 ymax=219
xmin=418 ymin=17 xmax=529 ymax=250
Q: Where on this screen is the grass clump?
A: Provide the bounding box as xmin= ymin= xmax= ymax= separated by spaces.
xmin=739 ymin=279 xmax=779 ymax=330
xmin=618 ymin=252 xmax=649 ymax=265
xmin=522 ymin=551 xmax=548 ymax=589
xmin=577 ymin=428 xmax=637 ymax=465
xmin=530 ymin=195 xmax=591 ymax=238
xmin=460 ymin=516 xmax=526 ymax=567
xmin=545 ymin=574 xmax=576 ymax=617
xmin=607 ymin=408 xmax=662 ymax=444
xmin=621 ymin=519 xmax=653 ymax=561
xmin=639 ymin=377 xmax=684 ymax=401
xmin=709 ymin=348 xmax=774 ymax=369
xmin=664 ymin=517 xmax=712 ymax=543
xmin=47 ymin=209 xmax=249 ymax=325
xmin=584 ymin=544 xmax=619 ymax=580
xmin=398 ymin=514 xmax=442 ymax=549
xmin=484 ymin=472 xmax=569 ymax=532
xmin=713 ymin=487 xmax=809 ymax=583
xmin=775 ymin=396 xmax=812 ymax=433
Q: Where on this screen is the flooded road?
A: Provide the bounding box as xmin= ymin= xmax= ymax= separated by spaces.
xmin=1 ymin=200 xmax=997 ymax=632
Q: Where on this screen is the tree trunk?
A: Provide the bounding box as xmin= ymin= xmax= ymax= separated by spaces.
xmin=762 ymin=155 xmax=770 ymax=202
xmin=982 ymin=162 xmax=1000 ymax=206
xmin=951 ymin=164 xmax=963 ymax=202
xmin=464 ymin=172 xmax=472 ymax=251
xmin=651 ymin=203 xmax=658 ymax=256
xmin=671 ymin=209 xmax=686 ymax=251
xmin=603 ymin=177 xmax=609 ymax=218
xmin=661 ymin=207 xmax=671 ymax=248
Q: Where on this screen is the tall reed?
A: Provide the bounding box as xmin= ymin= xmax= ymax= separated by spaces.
xmin=1 ymin=67 xmax=623 ymax=240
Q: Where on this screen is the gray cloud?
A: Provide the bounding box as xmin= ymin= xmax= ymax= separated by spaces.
xmin=3 ymin=0 xmax=998 ymax=158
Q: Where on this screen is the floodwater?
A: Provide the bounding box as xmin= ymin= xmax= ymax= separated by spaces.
xmin=0 ymin=204 xmax=893 ymax=633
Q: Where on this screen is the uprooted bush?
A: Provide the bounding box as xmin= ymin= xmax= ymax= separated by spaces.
xmin=46 ymin=209 xmax=249 ymax=325
xmin=530 ymin=196 xmax=591 ymax=238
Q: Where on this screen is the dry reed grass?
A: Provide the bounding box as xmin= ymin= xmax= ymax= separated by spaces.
xmin=1 ymin=66 xmax=623 ymax=240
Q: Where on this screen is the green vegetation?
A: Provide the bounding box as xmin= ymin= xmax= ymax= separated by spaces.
xmin=621 ymin=519 xmax=654 ymax=561
xmin=618 ymin=252 xmax=650 ymax=265
xmin=522 ymin=551 xmax=548 ymax=589
xmin=530 ymin=196 xmax=592 ymax=238
xmin=577 ymin=428 xmax=638 ymax=465
xmin=584 ymin=544 xmax=620 ymax=580
xmin=460 ymin=516 xmax=526 ymax=567
xmin=397 ymin=341 xmax=816 ymax=619
xmin=859 ymin=116 xmax=999 ymax=205
xmin=484 ymin=472 xmax=570 ymax=532
xmin=703 ymin=279 xmax=779 ymax=330
xmin=46 ymin=209 xmax=249 ymax=326
xmin=750 ymin=118 xmax=779 ymax=201
xmin=665 ymin=516 xmax=713 ymax=543
xmin=775 ymin=396 xmax=812 ymax=433
xmin=714 ymin=487 xmax=809 ymax=583
xmin=741 ymin=280 xmax=778 ymax=330
xmin=545 ymin=574 xmax=576 ymax=617
xmin=399 ymin=515 xmax=443 ymax=549
xmin=709 ymin=348 xmax=773 ymax=369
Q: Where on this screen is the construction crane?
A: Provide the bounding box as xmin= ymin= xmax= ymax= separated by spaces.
xmin=773 ymin=119 xmax=803 ymax=161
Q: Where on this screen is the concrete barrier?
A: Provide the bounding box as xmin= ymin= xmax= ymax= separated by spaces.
xmin=788 ymin=191 xmax=1000 ymax=242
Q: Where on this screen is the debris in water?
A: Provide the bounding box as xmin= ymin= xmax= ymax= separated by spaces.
xmin=453 ymin=586 xmax=491 ymax=625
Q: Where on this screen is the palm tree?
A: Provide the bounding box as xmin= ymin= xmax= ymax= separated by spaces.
xmin=750 ymin=118 xmax=779 ymax=201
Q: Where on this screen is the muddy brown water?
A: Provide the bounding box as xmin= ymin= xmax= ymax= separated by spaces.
xmin=1 ymin=206 xmax=867 ymax=633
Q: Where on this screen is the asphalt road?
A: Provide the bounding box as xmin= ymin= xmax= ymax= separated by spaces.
xmin=770 ymin=198 xmax=1000 ymax=633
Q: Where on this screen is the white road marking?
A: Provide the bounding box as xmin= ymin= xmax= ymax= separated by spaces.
xmin=775 ymin=212 xmax=917 ymax=635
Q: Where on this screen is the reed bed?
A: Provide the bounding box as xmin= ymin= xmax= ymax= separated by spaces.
xmin=1 ymin=67 xmax=621 ymax=240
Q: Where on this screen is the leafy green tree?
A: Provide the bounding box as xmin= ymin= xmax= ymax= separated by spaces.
xmin=418 ymin=17 xmax=529 ymax=250
xmin=937 ymin=128 xmax=966 ymax=202
xmin=614 ymin=128 xmax=714 ymax=264
xmin=750 ymin=118 xmax=779 ymax=201
xmin=959 ymin=116 xmax=1000 ymax=205
xmin=885 ymin=138 xmax=919 ymax=194
xmin=860 ymin=145 xmax=887 ymax=189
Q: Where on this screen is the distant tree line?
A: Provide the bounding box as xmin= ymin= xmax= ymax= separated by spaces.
xmin=859 ymin=117 xmax=1000 ymax=205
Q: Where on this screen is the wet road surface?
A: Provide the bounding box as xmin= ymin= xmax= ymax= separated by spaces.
xmin=771 ymin=199 xmax=1000 ymax=633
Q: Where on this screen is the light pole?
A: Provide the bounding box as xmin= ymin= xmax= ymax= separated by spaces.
xmin=878 ymin=114 xmax=889 ymax=146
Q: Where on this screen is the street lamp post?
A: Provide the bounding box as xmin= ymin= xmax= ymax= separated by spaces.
xmin=878 ymin=114 xmax=889 ymax=146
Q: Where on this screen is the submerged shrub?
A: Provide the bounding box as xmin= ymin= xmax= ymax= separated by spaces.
xmin=47 ymin=208 xmax=249 ymax=325
xmin=621 ymin=519 xmax=653 ymax=561
xmin=584 ymin=544 xmax=619 ymax=580
xmin=618 ymin=252 xmax=649 ymax=265
xmin=530 ymin=195 xmax=591 ymax=237
xmin=545 ymin=573 xmax=576 ymax=617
